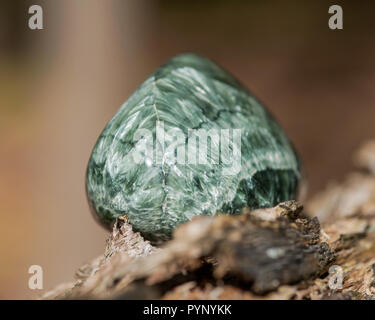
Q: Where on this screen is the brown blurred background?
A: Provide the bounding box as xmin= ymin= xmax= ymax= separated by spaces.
xmin=1 ymin=0 xmax=374 ymax=299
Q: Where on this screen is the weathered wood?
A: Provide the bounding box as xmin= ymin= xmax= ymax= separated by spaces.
xmin=42 ymin=141 xmax=375 ymax=300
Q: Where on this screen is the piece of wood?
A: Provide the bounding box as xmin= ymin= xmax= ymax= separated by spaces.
xmin=42 ymin=141 xmax=375 ymax=300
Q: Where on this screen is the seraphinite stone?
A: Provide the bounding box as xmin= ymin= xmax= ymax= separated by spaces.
xmin=86 ymin=53 xmax=301 ymax=242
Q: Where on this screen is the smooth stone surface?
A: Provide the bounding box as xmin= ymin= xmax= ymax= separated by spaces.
xmin=86 ymin=53 xmax=301 ymax=242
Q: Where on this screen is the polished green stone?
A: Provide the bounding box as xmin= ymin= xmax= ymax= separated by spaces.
xmin=86 ymin=53 xmax=301 ymax=242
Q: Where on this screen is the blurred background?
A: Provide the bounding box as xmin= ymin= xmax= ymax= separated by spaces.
xmin=1 ymin=0 xmax=375 ymax=299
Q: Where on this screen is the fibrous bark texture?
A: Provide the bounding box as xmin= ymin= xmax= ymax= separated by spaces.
xmin=43 ymin=141 xmax=375 ymax=300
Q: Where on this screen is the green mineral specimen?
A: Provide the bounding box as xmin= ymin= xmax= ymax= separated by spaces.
xmin=86 ymin=53 xmax=301 ymax=242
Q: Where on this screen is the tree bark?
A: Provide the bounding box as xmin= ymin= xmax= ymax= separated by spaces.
xmin=42 ymin=141 xmax=375 ymax=300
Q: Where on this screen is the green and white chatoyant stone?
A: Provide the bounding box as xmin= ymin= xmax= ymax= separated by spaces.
xmin=86 ymin=53 xmax=301 ymax=242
